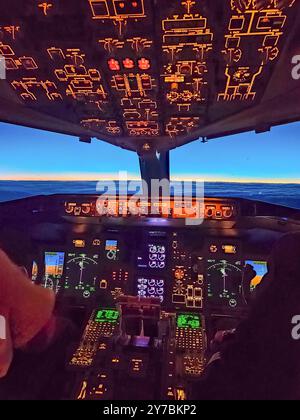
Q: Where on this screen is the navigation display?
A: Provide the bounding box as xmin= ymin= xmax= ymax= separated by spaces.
xmin=245 ymin=260 xmax=268 ymax=290
xmin=136 ymin=276 xmax=165 ymax=302
xmin=64 ymin=253 xmax=99 ymax=299
xmin=137 ymin=242 xmax=167 ymax=270
xmin=207 ymin=259 xmax=243 ymax=308
xmin=43 ymin=252 xmax=65 ymax=294
xmin=177 ymin=313 xmax=201 ymax=329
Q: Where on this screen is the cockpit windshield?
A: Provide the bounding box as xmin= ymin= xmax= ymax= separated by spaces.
xmin=1 ymin=121 xmax=300 ymax=209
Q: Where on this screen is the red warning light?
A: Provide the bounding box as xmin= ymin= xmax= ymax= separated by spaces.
xmin=138 ymin=58 xmax=150 ymax=70
xmin=108 ymin=58 xmax=120 ymax=71
xmin=123 ymin=58 xmax=135 ymax=69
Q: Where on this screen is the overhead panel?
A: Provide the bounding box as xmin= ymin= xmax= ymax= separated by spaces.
xmin=0 ymin=0 xmax=298 ymax=152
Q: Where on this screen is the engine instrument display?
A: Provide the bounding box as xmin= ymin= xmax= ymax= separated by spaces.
xmin=245 ymin=260 xmax=268 ymax=289
xmin=137 ymin=242 xmax=167 ymax=270
xmin=136 ymin=276 xmax=165 ymax=302
xmin=207 ymin=259 xmax=243 ymax=308
xmin=177 ymin=313 xmax=201 ymax=329
xmin=43 ymin=252 xmax=65 ymax=294
xmin=64 ymin=253 xmax=99 ymax=299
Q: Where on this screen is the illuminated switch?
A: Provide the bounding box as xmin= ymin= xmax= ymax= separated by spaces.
xmin=205 ymin=206 xmax=216 ymax=218
xmin=123 ymin=110 xmax=141 ymax=120
xmin=128 ymin=357 xmax=147 ymax=377
xmin=222 ymin=244 xmax=237 ymax=254
xmin=19 ymin=57 xmax=38 ymax=70
xmin=108 ymin=58 xmax=120 ymax=71
xmin=194 ymin=299 xmax=202 ymax=308
xmin=167 ymin=387 xmax=175 ymax=399
xmin=113 ymin=0 xmax=145 ymax=16
xmin=225 ymin=37 xmax=240 ymax=49
xmin=229 ymin=16 xmax=245 ymax=31
xmin=209 ymin=244 xmax=218 ymax=254
xmin=100 ymin=279 xmax=108 ymax=289
xmin=73 ymin=239 xmax=86 ymax=248
xmin=47 ymin=47 xmax=65 ymax=62
xmin=138 ymin=58 xmax=150 ymax=70
xmin=0 ymin=44 xmax=14 ymax=55
xmin=123 ymin=58 xmax=135 ymax=69
xmin=81 ymin=204 xmax=92 ymax=215
xmin=74 ymin=207 xmax=82 ymax=216
xmin=55 ymin=69 xmax=67 ymax=81
xmin=121 ymin=98 xmax=133 ymax=107
xmin=111 ymin=356 xmax=120 ymax=366
xmin=76 ymin=380 xmax=88 ymax=400
xmin=89 ymin=0 xmax=110 ymax=18
xmin=88 ymin=69 xmax=101 ymax=80
xmin=197 ymin=274 xmax=204 ymax=285
xmin=175 ymin=388 xmax=186 ymax=401
xmin=222 ymin=206 xmax=233 ymax=218
xmin=5 ymin=58 xmax=18 ymax=70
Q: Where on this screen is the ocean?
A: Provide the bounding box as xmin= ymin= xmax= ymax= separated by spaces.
xmin=0 ymin=181 xmax=299 ymax=209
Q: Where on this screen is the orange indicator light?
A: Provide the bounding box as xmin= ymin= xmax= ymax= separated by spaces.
xmin=73 ymin=239 xmax=86 ymax=248
xmin=123 ymin=58 xmax=135 ymax=69
xmin=138 ymin=57 xmax=150 ymax=70
xmin=108 ymin=58 xmax=120 ymax=71
xmin=222 ymin=245 xmax=237 ymax=254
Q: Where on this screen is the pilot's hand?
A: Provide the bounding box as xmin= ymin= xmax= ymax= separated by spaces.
xmin=210 ymin=329 xmax=236 ymax=354
xmin=0 ymin=311 xmax=13 ymax=378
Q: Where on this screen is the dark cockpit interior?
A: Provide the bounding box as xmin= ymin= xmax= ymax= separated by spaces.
xmin=0 ymin=194 xmax=300 ymax=400
xmin=1 ymin=0 xmax=300 ymax=401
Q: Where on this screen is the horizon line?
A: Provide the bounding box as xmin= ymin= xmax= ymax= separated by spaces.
xmin=0 ymin=176 xmax=300 ymax=185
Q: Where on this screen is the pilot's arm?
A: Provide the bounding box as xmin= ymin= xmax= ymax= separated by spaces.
xmin=0 ymin=310 xmax=13 ymax=378
xmin=0 ymin=250 xmax=56 ymax=376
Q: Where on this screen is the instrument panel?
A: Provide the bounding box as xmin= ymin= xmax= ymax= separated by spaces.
xmin=54 ymin=226 xmax=267 ymax=400
xmin=1 ymin=193 xmax=293 ymax=400
xmin=31 ymin=226 xmax=268 ymax=315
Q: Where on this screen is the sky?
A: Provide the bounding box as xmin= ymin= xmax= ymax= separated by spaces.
xmin=0 ymin=121 xmax=300 ymax=182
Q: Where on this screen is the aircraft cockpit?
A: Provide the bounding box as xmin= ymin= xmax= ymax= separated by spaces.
xmin=0 ymin=193 xmax=299 ymax=399
xmin=1 ymin=0 xmax=300 ymax=402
